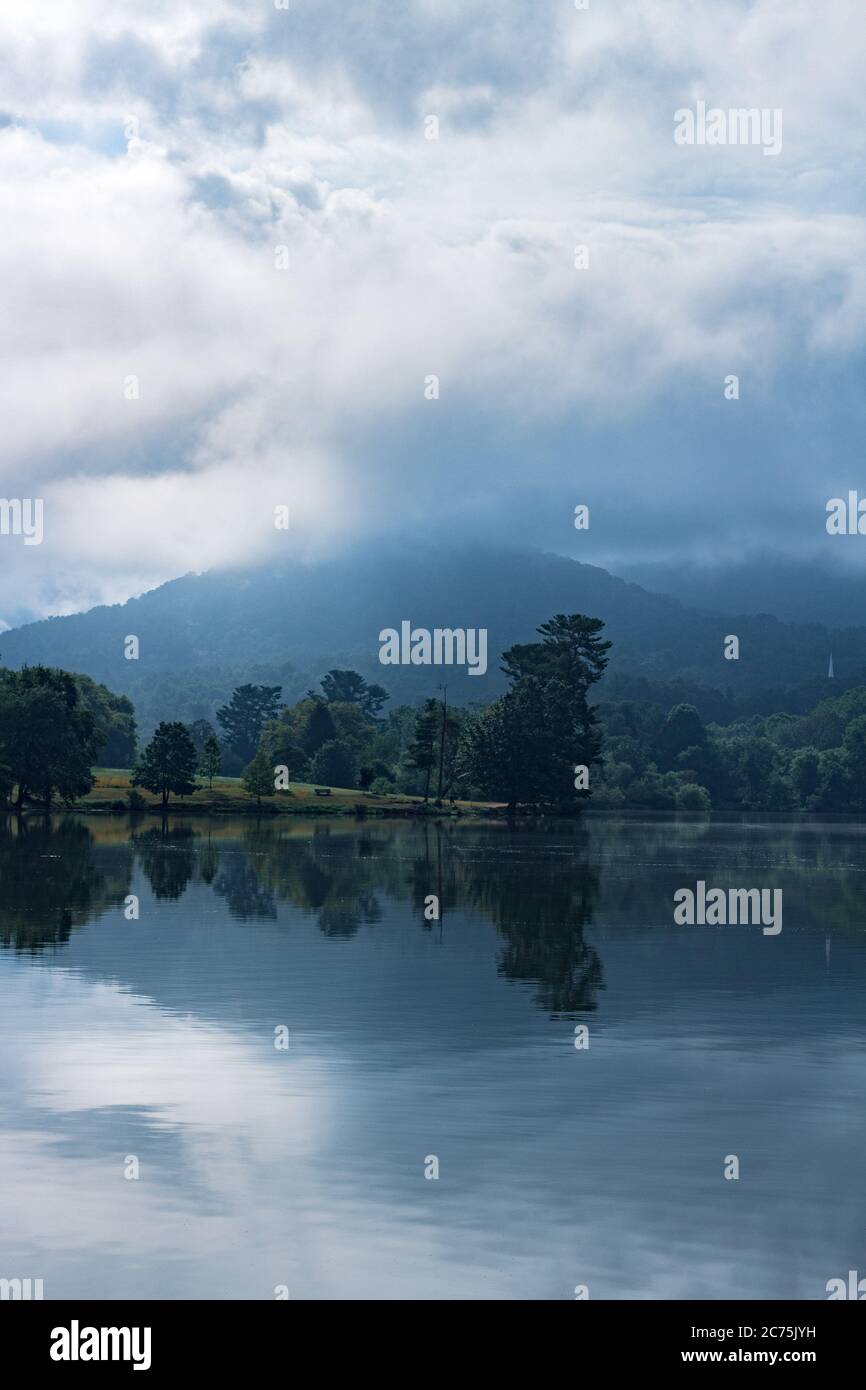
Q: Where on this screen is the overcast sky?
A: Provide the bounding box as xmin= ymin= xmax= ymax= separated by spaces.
xmin=1 ymin=0 xmax=865 ymax=627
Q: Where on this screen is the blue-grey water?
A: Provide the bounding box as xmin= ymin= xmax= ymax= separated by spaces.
xmin=1 ymin=813 xmax=864 ymax=1300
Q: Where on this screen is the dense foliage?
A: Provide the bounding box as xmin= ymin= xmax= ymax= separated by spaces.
xmin=0 ymin=666 xmax=101 ymax=809
xmin=6 ymin=621 xmax=866 ymax=816
xmin=216 ymin=684 xmax=283 ymax=768
xmin=595 ymin=687 xmax=866 ymax=812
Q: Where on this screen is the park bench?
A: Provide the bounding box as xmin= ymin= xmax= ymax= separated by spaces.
xmin=314 ymin=787 xmax=332 ymax=796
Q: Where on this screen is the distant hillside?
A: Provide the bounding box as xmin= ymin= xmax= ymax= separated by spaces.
xmin=1 ymin=543 xmax=863 ymax=733
xmin=620 ymin=555 xmax=866 ymax=628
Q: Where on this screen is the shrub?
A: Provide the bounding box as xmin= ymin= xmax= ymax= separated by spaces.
xmin=676 ymin=782 xmax=712 ymax=814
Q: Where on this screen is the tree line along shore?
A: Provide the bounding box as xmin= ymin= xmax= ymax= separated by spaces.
xmin=5 ymin=611 xmax=866 ymax=817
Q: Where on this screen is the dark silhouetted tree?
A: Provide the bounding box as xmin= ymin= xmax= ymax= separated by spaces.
xmin=407 ymin=699 xmax=439 ymax=801
xmin=216 ymin=685 xmax=282 ymax=763
xmin=132 ymin=722 xmax=198 ymax=807
xmin=320 ymin=669 xmax=388 ymax=719
xmin=501 ymin=614 xmax=611 ymax=795
xmin=0 ymin=665 xmax=101 ymax=810
xmin=300 ymin=700 xmax=338 ymax=756
xmin=310 ymin=739 xmax=358 ymax=788
xmin=460 ymin=678 xmax=554 ymax=813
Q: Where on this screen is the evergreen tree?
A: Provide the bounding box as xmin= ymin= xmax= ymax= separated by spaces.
xmin=216 ymin=685 xmax=282 ymax=763
xmin=301 ymin=700 xmax=338 ymax=756
xmin=407 ymin=699 xmax=439 ymax=801
xmin=132 ymin=722 xmax=199 ymax=807
xmin=501 ymin=613 xmax=611 ymax=694
xmin=321 ymin=669 xmax=366 ymax=704
xmin=360 ymin=683 xmax=389 ymax=720
xmin=460 ymin=678 xmax=553 ymax=812
xmin=498 ymin=614 xmax=611 ymax=803
xmin=320 ymin=669 xmax=388 ymax=719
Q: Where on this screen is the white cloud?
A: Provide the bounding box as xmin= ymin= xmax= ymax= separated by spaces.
xmin=1 ymin=0 xmax=865 ymax=619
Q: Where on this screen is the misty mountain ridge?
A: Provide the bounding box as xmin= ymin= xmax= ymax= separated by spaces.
xmin=1 ymin=544 xmax=862 ymax=732
xmin=619 ymin=555 xmax=866 ymax=628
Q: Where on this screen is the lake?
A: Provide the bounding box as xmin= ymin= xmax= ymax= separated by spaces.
xmin=1 ymin=813 xmax=864 ymax=1300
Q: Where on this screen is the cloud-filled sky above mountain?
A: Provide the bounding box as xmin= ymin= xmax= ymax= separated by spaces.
xmin=1 ymin=0 xmax=865 ymax=626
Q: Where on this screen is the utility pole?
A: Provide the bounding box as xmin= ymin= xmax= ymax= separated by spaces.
xmin=436 ymin=683 xmax=447 ymax=804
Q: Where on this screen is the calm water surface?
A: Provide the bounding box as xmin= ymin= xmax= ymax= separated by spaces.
xmin=1 ymin=813 xmax=864 ymax=1300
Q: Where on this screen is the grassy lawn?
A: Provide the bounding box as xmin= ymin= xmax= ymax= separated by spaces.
xmin=83 ymin=769 xmax=484 ymax=815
